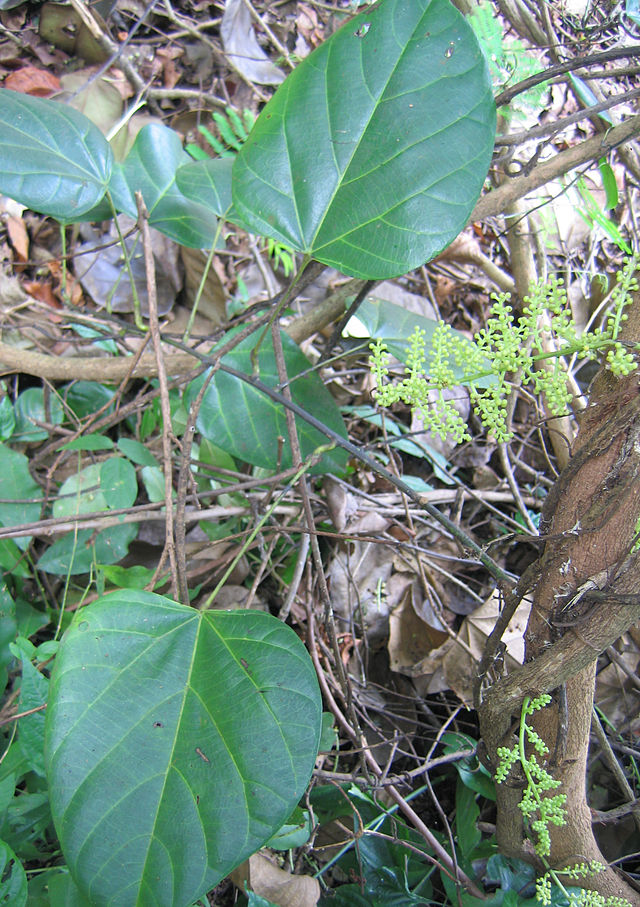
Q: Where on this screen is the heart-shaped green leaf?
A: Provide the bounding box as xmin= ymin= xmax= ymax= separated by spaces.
xmin=0 ymin=444 xmax=43 ymax=548
xmin=45 ymin=592 xmax=322 ymax=906
xmin=100 ymin=457 xmax=138 ymax=510
xmin=37 ymin=524 xmax=138 ymax=575
xmin=176 ymin=157 xmax=234 ymax=218
xmin=185 ymin=329 xmax=348 ymax=474
xmin=232 ymin=0 xmax=496 ymax=279
xmin=118 ymin=124 xmax=219 ymax=247
xmin=0 ymin=90 xmax=112 ymax=220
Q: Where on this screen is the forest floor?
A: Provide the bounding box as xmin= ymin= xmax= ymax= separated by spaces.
xmin=0 ymin=0 xmax=639 ymax=904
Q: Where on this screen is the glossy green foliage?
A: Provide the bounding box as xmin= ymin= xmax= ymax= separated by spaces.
xmin=232 ymin=0 xmax=495 ymax=278
xmin=176 ymin=157 xmax=234 ymax=218
xmin=0 ymin=840 xmax=27 ymax=905
xmin=186 ymin=328 xmax=348 ymax=474
xmin=0 ymin=0 xmax=495 ymax=277
xmin=0 ymin=444 xmax=43 ymax=548
xmin=45 ymin=591 xmax=322 ymax=906
xmin=112 ymin=124 xmax=219 ymax=247
xmin=0 ymin=90 xmax=113 ymax=220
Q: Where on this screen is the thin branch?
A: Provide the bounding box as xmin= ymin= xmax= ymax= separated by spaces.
xmin=471 ymin=115 xmax=640 ymax=222
xmin=494 ymin=45 xmax=640 ymax=108
xmin=137 ymin=192 xmax=180 ymax=601
xmin=495 ymin=85 xmax=640 ymax=146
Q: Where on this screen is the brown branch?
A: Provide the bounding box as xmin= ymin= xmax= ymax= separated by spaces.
xmin=495 ymin=86 xmax=640 ymax=147
xmin=471 ymin=115 xmax=640 ymax=222
xmin=0 ymin=342 xmax=198 ymax=381
xmin=494 ymin=45 xmax=640 ymax=108
xmin=137 ymin=193 xmax=180 ymax=601
xmin=481 ymin=570 xmax=640 ymax=718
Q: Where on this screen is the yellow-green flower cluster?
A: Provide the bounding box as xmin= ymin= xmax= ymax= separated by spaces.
xmin=369 ymin=258 xmax=639 ymax=443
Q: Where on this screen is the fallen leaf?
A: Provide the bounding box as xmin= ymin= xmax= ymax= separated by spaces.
xmin=295 ymin=3 xmax=324 ymax=56
xmin=22 ymin=280 xmax=61 ymax=310
xmin=39 ymin=2 xmax=108 ymax=63
xmin=6 ymin=215 xmax=28 ymax=262
xmin=232 ymin=852 xmax=319 ymax=907
xmin=156 ymin=46 xmax=183 ymax=89
xmin=388 ymin=576 xmax=449 ymax=674
xmin=59 ymin=70 xmax=123 ymax=137
xmin=4 ymin=66 xmax=61 ymax=96
xmin=74 ymin=217 xmax=181 ymax=316
xmin=180 ymin=247 xmax=228 ymax=326
xmin=221 ymin=0 xmax=285 ymax=85
xmin=442 ymin=591 xmax=531 ymax=706
xmin=47 ymin=260 xmax=83 ymax=306
xmin=324 ymin=477 xmax=358 ymax=533
xmin=327 ymin=539 xmax=393 ymax=646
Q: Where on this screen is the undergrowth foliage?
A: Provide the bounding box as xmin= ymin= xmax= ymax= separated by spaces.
xmin=370 ymin=256 xmax=639 ymax=442
xmin=0 ymin=0 xmax=636 ymax=903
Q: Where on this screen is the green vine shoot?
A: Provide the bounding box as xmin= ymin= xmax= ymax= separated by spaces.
xmin=495 ymin=695 xmax=632 ymax=907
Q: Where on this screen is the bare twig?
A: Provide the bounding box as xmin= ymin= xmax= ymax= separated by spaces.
xmin=137 ymin=193 xmax=180 ymax=601
xmin=494 ymin=45 xmax=640 ymax=108
xmin=67 ymin=0 xmax=162 ymax=114
xmin=495 ymin=86 xmax=640 ymax=147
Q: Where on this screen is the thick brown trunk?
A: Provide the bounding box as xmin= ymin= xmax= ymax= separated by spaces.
xmin=478 ymin=290 xmax=640 ymax=903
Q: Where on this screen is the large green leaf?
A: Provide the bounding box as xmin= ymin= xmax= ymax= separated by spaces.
xmin=176 ymin=157 xmax=234 ymax=218
xmin=0 ymin=90 xmax=112 ymax=220
xmin=0 ymin=840 xmax=27 ymax=906
xmin=15 ymin=651 xmax=48 ymax=777
xmin=0 ymin=444 xmax=43 ymax=548
xmin=45 ymin=591 xmax=322 ymax=906
xmin=232 ymin=0 xmax=495 ymax=279
xmin=185 ymin=329 xmax=348 ymax=474
xmin=37 ymin=524 xmax=138 ymax=575
xmin=117 ymin=124 xmax=219 ymax=247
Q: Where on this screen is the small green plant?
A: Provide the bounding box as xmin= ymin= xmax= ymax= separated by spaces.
xmin=496 ymin=695 xmax=632 ymax=907
xmin=574 ymin=176 xmax=633 ymax=254
xmin=186 ymin=106 xmax=256 ymax=159
xmin=264 ymin=236 xmax=296 ymax=276
xmin=370 ymin=256 xmax=639 ymax=442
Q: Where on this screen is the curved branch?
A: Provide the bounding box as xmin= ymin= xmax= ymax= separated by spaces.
xmin=471 ymin=114 xmax=640 ymax=222
xmin=494 ymin=45 xmax=640 ymax=108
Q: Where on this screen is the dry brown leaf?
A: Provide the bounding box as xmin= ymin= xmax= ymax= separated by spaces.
xmin=74 ymin=217 xmax=181 ymax=316
xmin=388 ymin=576 xmax=449 ymax=674
xmin=296 ymin=3 xmax=324 ymax=53
xmin=4 ymin=66 xmax=61 ymax=96
xmin=59 ymin=70 xmax=123 ymax=137
xmin=442 ymin=591 xmax=531 ymax=706
xmin=594 ymin=637 xmax=640 ymax=728
xmin=327 ymin=539 xmax=393 ymax=645
xmin=22 ymin=280 xmax=61 ymax=310
xmin=324 ymin=477 xmax=358 ymax=533
xmin=231 ymin=853 xmax=320 ymax=907
xmin=406 ymin=590 xmax=531 ymax=704
xmin=180 ymin=247 xmax=228 ymax=326
xmin=47 ymin=260 xmax=83 ymax=306
xmin=0 ymin=271 xmax=29 ymax=307
xmin=156 ymin=46 xmax=183 ymax=89
xmin=6 ymin=215 xmax=28 ymax=262
xmin=39 ymin=3 xmax=107 ymax=63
